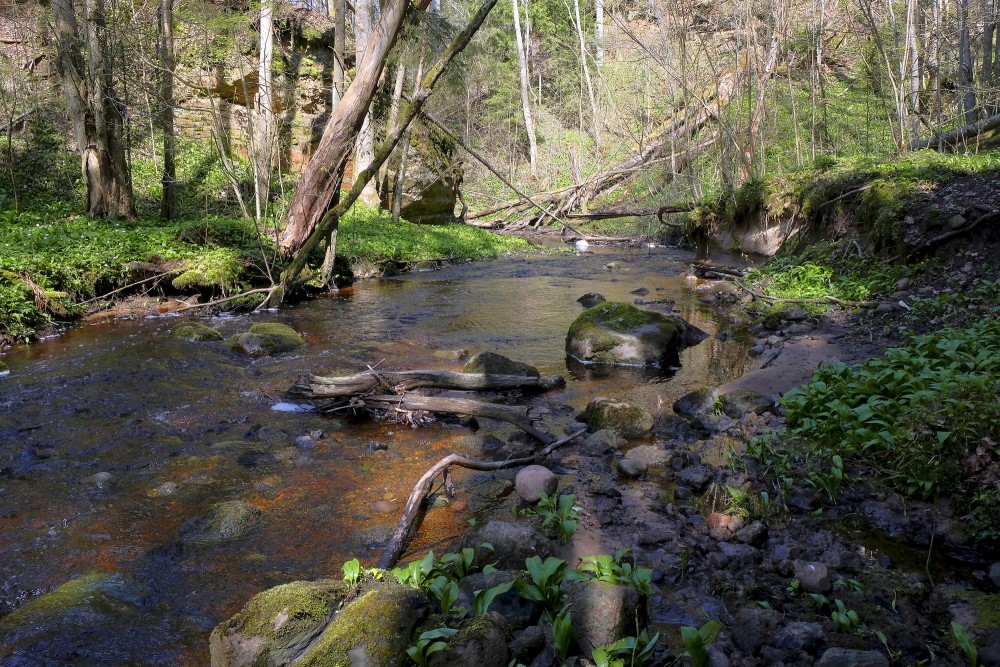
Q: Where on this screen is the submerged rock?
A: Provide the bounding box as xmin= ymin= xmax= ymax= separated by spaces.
xmin=170 ymin=322 xmax=223 ymax=342
xmin=673 ymin=388 xmax=718 ymax=417
xmin=584 ymin=397 xmax=654 ymax=440
xmin=462 ymin=351 xmax=539 ymax=377
xmin=566 ymin=302 xmax=706 ymax=367
xmin=179 ymin=500 xmax=262 ymax=544
xmin=209 ymin=579 xmax=347 ymax=667
xmin=577 ymin=292 xmax=607 ymax=308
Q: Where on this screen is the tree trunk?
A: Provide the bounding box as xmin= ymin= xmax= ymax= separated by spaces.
xmin=959 ymin=0 xmax=978 ymax=126
xmin=511 ymin=0 xmax=538 ymax=177
xmin=595 ymin=0 xmax=603 ymax=67
xmin=278 ymin=0 xmax=410 ymax=257
xmin=332 ymin=0 xmax=346 ymax=106
xmin=254 ymin=0 xmax=276 ymax=224
xmin=53 ymin=0 xmax=136 ymax=219
xmin=158 ymin=0 xmax=176 ymax=220
xmin=354 ymin=0 xmax=380 ymax=208
xmin=570 ymin=0 xmax=599 ymax=150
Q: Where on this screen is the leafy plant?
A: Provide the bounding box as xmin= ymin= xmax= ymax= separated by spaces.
xmin=406 ymin=627 xmax=458 ymax=666
xmin=592 ymin=629 xmax=660 ymax=667
xmin=951 ymin=621 xmax=979 ymax=667
xmin=428 ymin=576 xmax=461 ymax=616
xmin=530 ymin=492 xmax=579 ymax=543
xmin=393 ymin=551 xmax=439 ymax=591
xmin=342 ymin=558 xmax=363 ymax=586
xmin=830 ymin=599 xmax=860 ymax=632
xmin=516 ymin=555 xmax=569 ymax=623
xmin=472 ymin=580 xmax=514 ymax=616
xmin=552 ymin=609 xmax=574 ymax=661
xmin=680 ymin=620 xmax=721 ymax=667
xmin=576 ymin=549 xmax=653 ymax=595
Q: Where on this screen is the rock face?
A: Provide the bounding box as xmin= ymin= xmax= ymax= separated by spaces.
xmin=565 ymin=580 xmax=646 ymax=653
xmin=566 ymin=302 xmax=707 ymax=367
xmin=179 ymin=500 xmax=262 ymax=544
xmin=464 ymin=521 xmax=552 ymax=569
xmin=515 ymin=465 xmax=558 ymax=504
xmin=462 ymin=352 xmax=539 ymax=377
xmin=170 ymin=322 xmax=223 ymax=342
xmin=209 ymin=579 xmax=347 ymax=667
xmin=384 ymin=123 xmax=459 ymax=225
xmin=584 ymin=397 xmax=654 ymax=440
xmin=230 ymin=323 xmax=304 ymax=357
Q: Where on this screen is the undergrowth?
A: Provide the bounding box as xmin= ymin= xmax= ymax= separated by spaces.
xmin=771 ymin=318 xmax=1000 ymax=539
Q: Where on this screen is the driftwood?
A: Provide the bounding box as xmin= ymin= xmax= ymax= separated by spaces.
xmin=377 ymin=427 xmax=587 ymax=569
xmin=693 ymin=262 xmax=749 ymax=279
xmin=290 ymin=370 xmax=565 ymax=397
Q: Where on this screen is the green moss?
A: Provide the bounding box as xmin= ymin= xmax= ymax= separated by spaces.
xmin=297 ymin=580 xmax=430 ymax=667
xmin=972 ymin=593 xmax=1000 ymax=634
xmin=0 ymin=360 xmax=7 ymax=372
xmin=584 ymin=398 xmax=654 ymax=440
xmin=461 ymin=351 xmax=539 ymax=377
xmin=0 ymin=572 xmax=139 ymax=637
xmin=170 ymin=322 xmax=224 ymax=342
xmin=569 ymin=303 xmax=668 ymax=337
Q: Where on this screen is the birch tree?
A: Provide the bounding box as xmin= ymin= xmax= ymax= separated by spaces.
xmin=511 ymin=0 xmax=538 ymax=177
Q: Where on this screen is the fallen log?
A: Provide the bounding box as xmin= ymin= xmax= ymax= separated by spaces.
xmin=378 ymin=427 xmax=587 ymax=569
xmin=289 ymin=369 xmax=565 ymax=398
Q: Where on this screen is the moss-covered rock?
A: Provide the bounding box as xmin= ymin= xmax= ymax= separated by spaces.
xmin=170 ymin=321 xmax=224 ymax=342
xmin=566 ymin=302 xmax=705 ymax=367
xmin=0 ymin=360 xmax=8 ymax=374
xmin=583 ymin=397 xmax=654 ymax=440
xmin=428 ymin=611 xmax=511 ymax=667
xmin=0 ymin=572 xmax=143 ymax=646
xmin=209 ymin=579 xmax=348 ymax=667
xmin=462 ymin=352 xmax=539 ymax=377
xmin=296 ymin=579 xmax=431 ymax=667
xmin=230 ymin=323 xmax=303 ymax=358
xmin=179 ymin=500 xmax=262 ymax=545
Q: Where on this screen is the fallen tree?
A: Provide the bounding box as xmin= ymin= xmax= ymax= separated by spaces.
xmin=289 ymin=369 xmax=565 ymax=397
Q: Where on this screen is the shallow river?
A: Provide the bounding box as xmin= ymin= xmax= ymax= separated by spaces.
xmin=0 ymin=245 xmax=752 ymax=665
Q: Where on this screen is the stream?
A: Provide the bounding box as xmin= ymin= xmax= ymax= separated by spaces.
xmin=0 ymin=245 xmax=753 ymax=665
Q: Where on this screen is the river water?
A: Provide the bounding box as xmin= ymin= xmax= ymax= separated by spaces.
xmin=0 ymin=245 xmax=752 ymax=665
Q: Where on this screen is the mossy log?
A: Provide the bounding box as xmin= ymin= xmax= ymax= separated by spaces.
xmin=288 ymin=369 xmax=565 ymax=398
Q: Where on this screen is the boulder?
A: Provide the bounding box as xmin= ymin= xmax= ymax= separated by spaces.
xmin=462 ymin=352 xmax=539 ymax=378
xmin=674 ymin=465 xmax=714 ymax=492
xmin=583 ymin=397 xmax=654 ymax=440
xmin=428 ymin=612 xmax=510 ymax=667
xmin=623 ymin=445 xmax=671 ymax=468
xmin=990 ymin=562 xmax=1000 ymax=589
xmin=170 ymin=322 xmax=223 ymax=342
xmin=673 ymin=388 xmax=718 ymax=417
xmin=515 ymin=465 xmax=558 ymax=504
xmin=731 ymin=607 xmax=782 ymax=655
xmin=383 ymin=122 xmax=459 ymax=225
xmin=566 ymin=302 xmax=707 ymax=367
xmin=772 ymin=621 xmax=824 ymax=651
xmin=464 ymin=521 xmax=552 ymax=570
xmin=793 ymin=560 xmax=832 ymax=594
xmin=565 ymin=580 xmax=646 ymax=653
xmin=231 ymin=323 xmax=303 ymax=357
xmin=209 ymin=579 xmax=347 ymax=667
xmin=580 ymin=429 xmax=624 ymax=456
xmin=577 ymin=293 xmax=607 ymax=308
xmin=179 ymin=500 xmax=262 ymax=545
xmin=719 ymin=390 xmax=775 ymax=419
xmin=295 ymin=580 xmax=432 ymax=667
xmin=617 ymin=457 xmax=647 ymax=478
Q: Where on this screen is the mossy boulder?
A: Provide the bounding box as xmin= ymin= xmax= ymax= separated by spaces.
xmin=583 ymin=397 xmax=654 ymax=440
xmin=462 ymin=352 xmax=539 ymax=377
xmin=170 ymin=321 xmax=224 ymax=342
xmin=566 ymin=302 xmax=706 ymax=367
xmin=428 ymin=612 xmax=511 ymax=667
xmin=0 ymin=572 xmax=143 ymax=646
xmin=230 ymin=323 xmax=303 ymax=358
xmin=0 ymin=360 xmax=8 ymax=374
xmin=179 ymin=500 xmax=262 ymax=544
xmin=209 ymin=579 xmax=348 ymax=667
xmin=296 ymin=579 xmax=431 ymax=667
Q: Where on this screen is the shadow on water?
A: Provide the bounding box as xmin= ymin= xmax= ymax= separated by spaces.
xmin=0 ymin=245 xmax=753 ymax=664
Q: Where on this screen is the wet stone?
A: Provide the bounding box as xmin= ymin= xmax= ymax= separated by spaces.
xmin=794 ymin=560 xmax=832 ymax=593
xmin=773 ymin=621 xmax=824 ymax=651
xmin=237 ymin=450 xmax=276 ymax=467
xmin=577 ymin=292 xmax=607 ymax=308
xmin=515 ymin=465 xmax=558 ymax=504
xmin=617 ymin=457 xmax=647 ymax=479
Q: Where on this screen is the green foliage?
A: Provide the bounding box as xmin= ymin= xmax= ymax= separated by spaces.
xmin=781 ymin=319 xmax=1000 ymax=501
xmin=472 ymin=580 xmax=514 ymax=617
xmin=679 ymin=620 xmax=721 ymax=667
xmin=528 ymin=492 xmax=579 ymax=543
xmin=342 ymin=558 xmax=362 ymax=586
xmin=406 ymin=627 xmax=458 ymax=667
xmin=515 ymin=555 xmax=568 ymax=623
xmin=951 ymin=621 xmax=980 ymax=667
xmin=592 ymin=630 xmax=660 ymax=667
xmin=393 ymin=551 xmax=440 ymax=591
xmin=552 ymin=609 xmax=574 ymax=662
xmin=427 ymin=576 xmax=461 ymax=616
xmin=338 ymin=204 xmax=530 ymax=264
xmin=575 ymin=549 xmax=653 ymax=595
xmin=831 ymin=599 xmax=861 ymax=632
